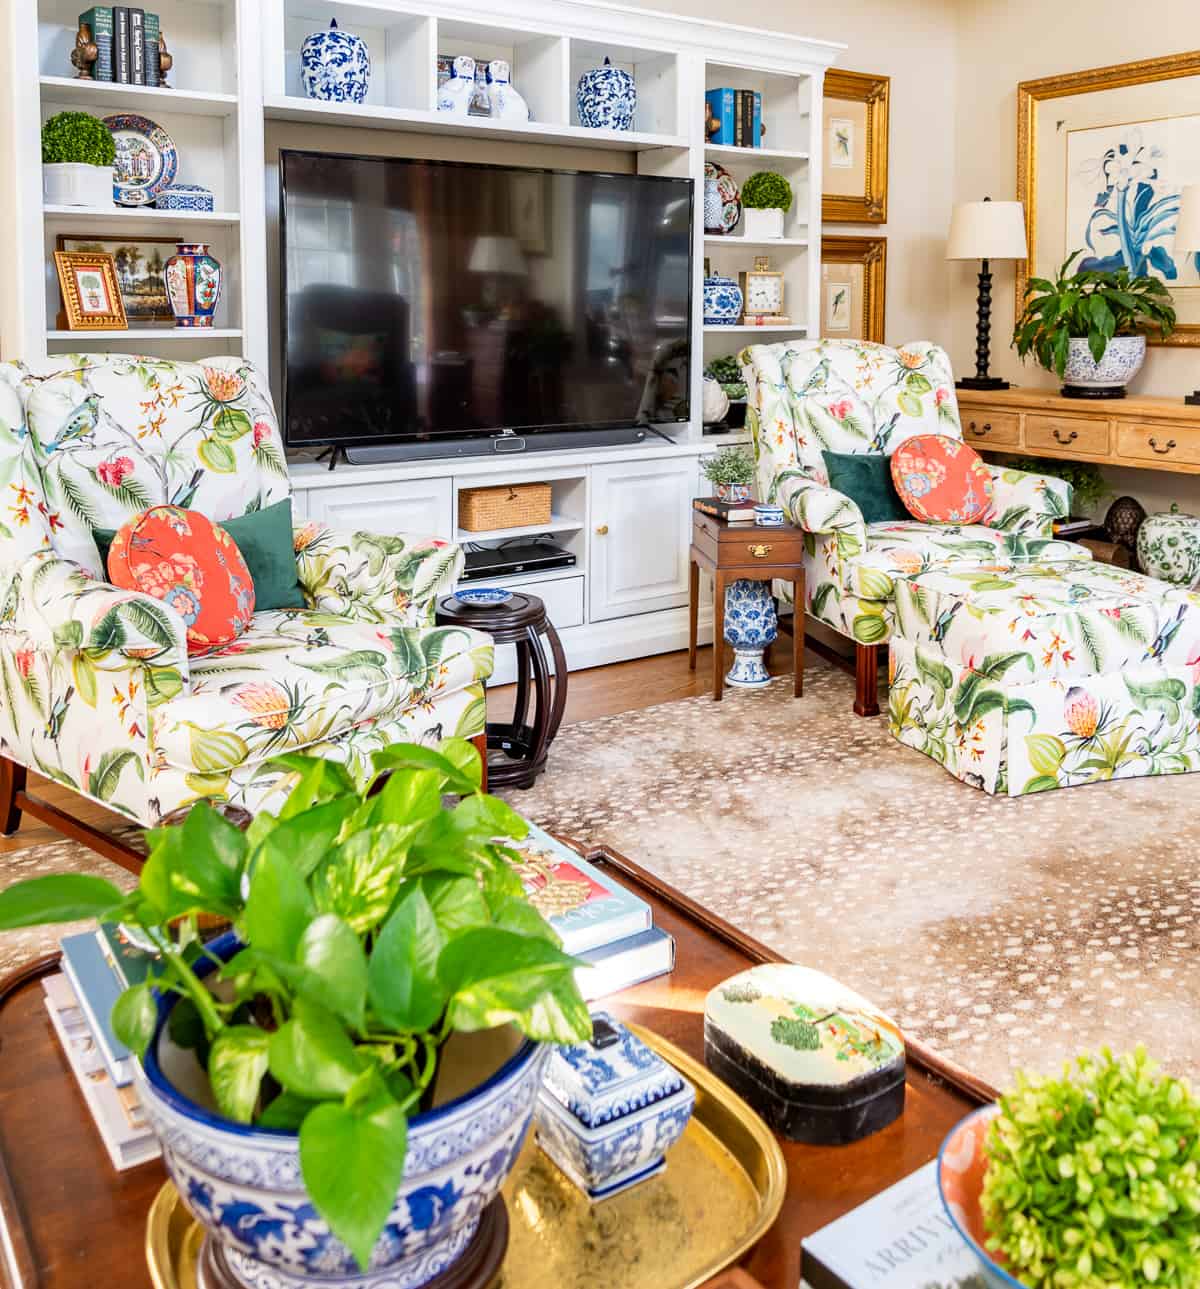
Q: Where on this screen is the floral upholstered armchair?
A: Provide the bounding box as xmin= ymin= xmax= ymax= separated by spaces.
xmin=740 ymin=339 xmax=1089 ymax=714
xmin=0 ymin=354 xmax=491 ymax=867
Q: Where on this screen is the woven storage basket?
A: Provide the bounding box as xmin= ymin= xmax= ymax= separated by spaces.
xmin=459 ymin=482 xmax=553 ymax=532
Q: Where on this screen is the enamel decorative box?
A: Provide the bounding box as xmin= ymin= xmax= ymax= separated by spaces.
xmin=704 ymin=964 xmax=905 ymax=1145
xmin=156 ymin=184 xmax=214 ymax=212
xmin=535 ymin=1011 xmax=695 ymax=1201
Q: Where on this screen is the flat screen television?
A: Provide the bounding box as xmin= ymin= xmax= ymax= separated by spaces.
xmin=280 ymin=150 xmax=693 ymax=462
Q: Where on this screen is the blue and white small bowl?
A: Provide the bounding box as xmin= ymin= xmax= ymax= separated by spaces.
xmin=454 ymin=586 xmax=513 ymax=607
xmin=535 ymin=1012 xmax=694 ymax=1202
xmin=754 ymin=504 xmax=785 ymax=527
xmin=155 ymin=183 xmax=214 ymax=212
xmin=301 ymin=18 xmax=371 ymax=104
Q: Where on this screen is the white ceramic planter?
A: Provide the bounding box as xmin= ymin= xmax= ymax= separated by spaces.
xmin=742 ymin=207 xmax=785 ymax=239
xmin=42 ymin=162 xmax=113 ymax=208
xmin=1061 ymin=334 xmax=1146 ymax=396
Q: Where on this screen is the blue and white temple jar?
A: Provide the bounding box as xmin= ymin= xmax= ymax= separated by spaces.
xmin=437 ymin=55 xmax=476 ymax=117
xmin=576 ymin=57 xmax=637 ymax=131
xmin=300 ymin=19 xmax=371 ymax=104
xmin=724 ymin=580 xmax=777 ymax=689
xmin=487 ymin=60 xmax=530 ymax=123
xmin=703 ymin=274 xmax=743 ymax=326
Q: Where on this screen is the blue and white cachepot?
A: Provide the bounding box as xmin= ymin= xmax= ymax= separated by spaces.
xmin=436 ymin=56 xmax=476 ymax=117
xmin=137 ymin=933 xmax=548 ymax=1289
xmin=576 ymin=57 xmax=637 ymax=131
xmin=486 ymin=60 xmax=530 ymax=122
xmin=1061 ymin=334 xmax=1146 ymax=397
xmin=1137 ymin=505 xmax=1200 ymax=589
xmin=300 ymin=19 xmax=371 ymax=104
xmin=723 ymin=579 xmax=777 ymax=689
xmin=703 ymin=274 xmax=743 ymax=326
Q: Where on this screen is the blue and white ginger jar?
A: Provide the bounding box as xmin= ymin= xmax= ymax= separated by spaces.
xmin=576 ymin=57 xmax=637 ymax=131
xmin=724 ymin=579 xmax=777 ymax=689
xmin=486 ymin=60 xmax=529 ymax=123
xmin=703 ymin=274 xmax=743 ymax=326
xmin=301 ymin=18 xmax=371 ymax=104
xmin=437 ymin=55 xmax=476 ymax=117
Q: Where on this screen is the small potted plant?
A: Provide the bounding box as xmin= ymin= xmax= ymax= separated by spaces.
xmin=1013 ymin=251 xmax=1175 ymax=397
xmin=705 ymin=354 xmax=748 ymax=428
xmin=740 ymin=171 xmax=793 ymax=240
xmin=702 ymin=444 xmax=756 ymax=501
xmin=41 ymin=110 xmax=116 ymax=208
xmin=0 ymin=738 xmax=590 ymax=1288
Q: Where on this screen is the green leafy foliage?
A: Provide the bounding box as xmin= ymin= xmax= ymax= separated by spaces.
xmin=700 ymin=445 xmax=756 ymax=487
xmin=1013 ymin=251 xmax=1176 ymax=377
xmin=41 ymin=111 xmax=116 ymax=166
xmin=704 ymin=355 xmax=747 ymax=400
xmin=982 ymin=1047 xmax=1200 ymax=1287
xmin=740 ymin=171 xmax=793 ymax=213
xmin=0 ymin=737 xmax=588 ymax=1269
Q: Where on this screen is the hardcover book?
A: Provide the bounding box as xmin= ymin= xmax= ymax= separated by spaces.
xmin=507 ymin=821 xmax=652 ymax=955
xmin=79 ymin=7 xmax=114 ymax=81
xmin=112 ymin=6 xmax=130 ymax=83
xmin=576 ymin=927 xmax=675 ymax=1000
xmin=96 ymin=921 xmax=163 ymax=990
xmin=60 ymin=930 xmax=134 ymax=1086
xmin=129 ymin=7 xmax=145 ymax=84
xmin=705 ymin=88 xmax=736 ymax=147
xmin=694 ymin=496 xmax=760 ymax=522
xmin=142 ymin=10 xmax=159 ymax=86
xmin=801 ymin=1161 xmax=989 ymax=1289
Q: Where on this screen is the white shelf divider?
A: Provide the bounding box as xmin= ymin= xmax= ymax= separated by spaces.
xmin=38 ymin=76 xmax=239 ymax=117
xmin=43 ymin=205 xmax=241 ymax=224
xmin=705 ymin=144 xmax=810 ymax=162
xmin=47 ymin=328 xmax=244 ymax=340
xmin=703 ymin=324 xmax=809 ymax=334
xmin=455 ymin=514 xmax=583 ymax=543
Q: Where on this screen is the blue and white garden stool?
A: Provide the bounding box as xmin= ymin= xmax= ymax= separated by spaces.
xmin=723 ymin=579 xmax=777 ymax=688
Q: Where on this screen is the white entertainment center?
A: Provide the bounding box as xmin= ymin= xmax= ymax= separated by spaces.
xmin=2 ymin=0 xmax=842 ymax=684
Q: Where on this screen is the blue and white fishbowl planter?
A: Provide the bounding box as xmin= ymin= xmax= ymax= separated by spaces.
xmin=703 ymin=274 xmax=743 ymax=326
xmin=724 ymin=579 xmax=777 ymax=689
xmin=300 ymin=19 xmax=371 ymax=104
xmin=576 ymin=57 xmax=637 ymax=131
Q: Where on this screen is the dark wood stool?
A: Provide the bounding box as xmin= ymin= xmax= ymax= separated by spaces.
xmin=436 ymin=591 xmax=567 ymax=789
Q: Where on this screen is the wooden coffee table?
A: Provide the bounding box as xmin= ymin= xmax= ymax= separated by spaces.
xmin=0 ymin=843 xmax=988 ymax=1289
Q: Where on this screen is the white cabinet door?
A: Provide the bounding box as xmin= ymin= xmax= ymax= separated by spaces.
xmin=590 ymin=459 xmax=699 ymax=622
xmin=300 ymin=478 xmax=454 ymax=540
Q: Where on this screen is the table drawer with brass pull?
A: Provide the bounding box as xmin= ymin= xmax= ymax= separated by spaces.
xmin=1117 ymin=423 xmax=1200 ymax=467
xmin=1025 ymin=413 xmax=1110 ymax=456
xmin=962 ymin=411 xmax=1020 ymax=446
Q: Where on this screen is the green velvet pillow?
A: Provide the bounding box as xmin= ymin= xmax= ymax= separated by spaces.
xmin=821 ymin=451 xmax=909 ymax=525
xmin=94 ymin=498 xmax=306 ymax=612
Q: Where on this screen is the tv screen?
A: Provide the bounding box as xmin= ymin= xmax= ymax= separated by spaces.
xmin=280 ymin=150 xmax=693 ymax=451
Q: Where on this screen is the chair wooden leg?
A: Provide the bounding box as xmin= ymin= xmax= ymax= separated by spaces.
xmin=471 ymin=731 xmax=489 ymax=793
xmin=0 ymin=757 xmax=26 ymax=836
xmin=854 ymin=643 xmax=880 ymax=717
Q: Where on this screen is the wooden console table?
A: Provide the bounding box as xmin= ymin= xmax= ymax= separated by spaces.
xmin=958 ymin=387 xmax=1200 ymax=474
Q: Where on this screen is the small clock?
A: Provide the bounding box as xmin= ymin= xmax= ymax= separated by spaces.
xmin=738 ymin=256 xmax=785 ymax=317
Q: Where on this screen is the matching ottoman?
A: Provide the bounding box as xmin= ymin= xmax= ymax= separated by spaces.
xmin=888 ymin=560 xmax=1200 ymax=794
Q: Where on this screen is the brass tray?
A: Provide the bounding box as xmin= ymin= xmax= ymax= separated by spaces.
xmin=146 ymin=1024 xmax=786 ymax=1289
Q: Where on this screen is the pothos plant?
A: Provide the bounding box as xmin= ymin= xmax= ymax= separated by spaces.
xmin=0 ymin=738 xmax=590 ymax=1269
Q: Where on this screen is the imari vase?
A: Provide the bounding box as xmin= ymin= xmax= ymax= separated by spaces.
xmin=165 ymin=243 xmax=222 ymax=328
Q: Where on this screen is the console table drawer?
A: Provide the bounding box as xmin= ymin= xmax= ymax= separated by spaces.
xmin=962 ymin=411 xmax=1020 ymax=446
xmin=1117 ymin=423 xmax=1200 ymax=467
xmin=1025 ymin=414 xmax=1110 ymax=456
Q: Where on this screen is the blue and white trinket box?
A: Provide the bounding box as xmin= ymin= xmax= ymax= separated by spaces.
xmin=535 ymin=1011 xmax=695 ymax=1201
xmin=155 ymin=184 xmax=214 ymax=212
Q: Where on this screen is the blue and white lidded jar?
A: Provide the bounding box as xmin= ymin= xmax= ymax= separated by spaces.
xmin=703 ymin=274 xmax=743 ymax=326
xmin=576 ymin=57 xmax=637 ymax=131
xmin=723 ymin=579 xmax=777 ymax=689
xmin=300 ymin=18 xmax=371 ymax=104
xmin=487 ymin=60 xmax=530 ymax=123
xmin=437 ymin=55 xmax=476 ymax=116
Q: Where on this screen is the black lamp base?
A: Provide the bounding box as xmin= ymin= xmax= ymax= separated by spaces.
xmin=1186 ymin=390 xmax=1200 ymax=406
xmin=956 ymin=376 xmax=1010 ymax=391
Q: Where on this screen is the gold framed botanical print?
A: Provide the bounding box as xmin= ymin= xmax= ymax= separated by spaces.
xmin=822 ymin=70 xmax=889 ymax=224
xmin=820 ymin=236 xmax=886 ymax=343
xmin=1017 ymin=50 xmax=1200 ymax=348
xmin=53 ymin=250 xmax=127 ymax=331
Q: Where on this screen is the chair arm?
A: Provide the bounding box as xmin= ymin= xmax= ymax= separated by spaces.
xmin=985 ymin=466 xmax=1071 ymax=537
xmin=770 ymin=469 xmax=867 ymax=556
xmin=294 ymin=523 xmax=464 ymax=627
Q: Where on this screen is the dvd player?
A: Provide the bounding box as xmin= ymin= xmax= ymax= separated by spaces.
xmin=462 ymin=540 xmax=577 ymax=581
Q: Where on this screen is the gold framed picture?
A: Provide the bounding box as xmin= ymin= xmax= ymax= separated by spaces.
xmin=53 ymin=250 xmax=127 ymax=331
xmin=57 ymin=234 xmax=176 ymax=324
xmin=820 ymin=235 xmax=887 ymax=343
xmin=1017 ymin=51 xmax=1200 ymax=348
xmin=822 ymin=70 xmax=889 ymax=224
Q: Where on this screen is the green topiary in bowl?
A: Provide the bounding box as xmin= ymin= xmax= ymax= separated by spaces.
xmin=741 ymin=171 xmax=793 ymax=213
xmin=41 ymin=110 xmax=116 ymax=166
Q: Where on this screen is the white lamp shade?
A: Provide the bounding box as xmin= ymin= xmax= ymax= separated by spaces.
xmin=468 ymin=235 xmax=526 ymax=276
xmin=946 ymin=200 xmax=1028 ymax=261
xmin=1175 ymin=185 xmax=1200 ymax=254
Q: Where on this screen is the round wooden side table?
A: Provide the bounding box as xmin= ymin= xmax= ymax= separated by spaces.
xmin=436 ymin=591 xmax=567 ymax=789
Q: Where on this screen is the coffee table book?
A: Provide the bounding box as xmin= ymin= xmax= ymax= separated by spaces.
xmin=59 ymin=930 xmax=135 ymax=1086
xmin=694 ymin=496 xmax=760 ymax=523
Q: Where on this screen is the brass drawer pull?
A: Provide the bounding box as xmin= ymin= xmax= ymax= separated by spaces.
xmin=595 ymin=524 xmax=609 ymax=535
xmin=1149 ymin=436 xmax=1177 ymax=455
xmin=748 ymin=543 xmax=772 ymax=558
xmin=968 ymin=420 xmax=991 ymax=436
xmin=1052 ymin=428 xmax=1078 ymax=445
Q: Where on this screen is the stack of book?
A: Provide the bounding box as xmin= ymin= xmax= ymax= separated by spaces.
xmin=79 ymin=7 xmax=162 ymax=86
xmin=509 ymin=822 xmax=675 ymax=1000
xmin=43 ymin=925 xmax=160 ymax=1170
xmin=705 ymin=88 xmax=764 ymax=148
xmin=694 ymin=494 xmax=759 ymax=523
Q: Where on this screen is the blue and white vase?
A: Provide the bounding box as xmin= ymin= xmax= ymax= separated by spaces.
xmin=486 ymin=60 xmax=530 ymax=122
xmin=703 ymin=274 xmax=743 ymax=326
xmin=724 ymin=579 xmax=776 ymax=689
xmin=300 ymin=19 xmax=371 ymax=104
xmin=437 ymin=55 xmax=476 ymax=117
xmin=703 ymin=175 xmax=725 ymax=233
xmin=576 ymin=57 xmax=637 ymax=131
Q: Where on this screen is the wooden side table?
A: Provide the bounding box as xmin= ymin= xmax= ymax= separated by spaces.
xmin=688 ymin=511 xmax=805 ymax=702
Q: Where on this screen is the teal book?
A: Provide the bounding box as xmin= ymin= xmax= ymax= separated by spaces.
xmin=96 ymin=921 xmax=163 ymax=990
xmin=143 ymin=11 xmax=159 ymax=86
xmin=79 ymin=6 xmax=114 ymax=81
xmin=59 ymin=931 xmax=134 ymax=1087
xmin=705 ymin=88 xmax=736 ymax=146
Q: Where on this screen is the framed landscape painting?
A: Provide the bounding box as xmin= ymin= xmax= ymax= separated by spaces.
xmin=822 ymin=70 xmax=889 ymax=224
xmin=56 ymin=234 xmax=176 ymax=324
xmin=1017 ymin=51 xmax=1200 ymax=347
xmin=820 ymin=236 xmax=886 ymax=343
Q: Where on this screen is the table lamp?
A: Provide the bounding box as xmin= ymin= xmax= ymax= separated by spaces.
xmin=1176 ymin=185 xmax=1200 ymax=405
xmin=946 ymin=198 xmax=1028 ymax=390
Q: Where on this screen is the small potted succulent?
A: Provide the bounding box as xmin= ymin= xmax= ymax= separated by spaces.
xmin=41 ymin=110 xmax=116 ymax=208
xmin=740 ymin=171 xmax=793 ymax=240
xmin=1013 ymin=250 xmax=1176 ymax=397
xmin=702 ymin=444 xmax=756 ymax=501
xmin=0 ymin=738 xmax=590 ymax=1288
xmin=705 ymin=354 xmax=748 ymax=428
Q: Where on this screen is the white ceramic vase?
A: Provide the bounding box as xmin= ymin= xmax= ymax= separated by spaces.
xmin=43 ymin=162 xmax=113 ymax=208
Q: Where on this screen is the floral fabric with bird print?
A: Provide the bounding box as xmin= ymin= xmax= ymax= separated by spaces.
xmin=0 ymin=354 xmax=491 ymax=825
xmin=740 ymin=339 xmax=1083 ymax=646
xmin=888 ymin=559 xmax=1200 ymax=794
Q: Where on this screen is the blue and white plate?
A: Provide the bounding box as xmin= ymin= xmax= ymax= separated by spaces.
xmin=103 ymin=113 xmax=178 ymax=206
xmin=455 ymin=586 xmax=512 ymax=606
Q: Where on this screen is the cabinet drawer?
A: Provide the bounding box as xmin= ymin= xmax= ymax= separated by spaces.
xmin=1025 ymin=413 xmax=1110 ymax=456
xmin=1116 ymin=422 xmax=1200 ymax=467
xmin=528 ymin=575 xmax=585 ymax=630
xmin=962 ymin=411 xmax=1020 ymax=447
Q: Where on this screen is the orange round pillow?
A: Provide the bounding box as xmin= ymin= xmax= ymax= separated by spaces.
xmin=108 ymin=505 xmax=255 ymax=654
xmin=890 ymin=434 xmax=993 ymax=525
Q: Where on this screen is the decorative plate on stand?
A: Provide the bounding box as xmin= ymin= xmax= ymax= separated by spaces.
xmin=103 ymin=113 xmax=178 ymax=206
xmin=454 ymin=587 xmax=513 ymax=607
xmin=704 ymin=161 xmax=742 ymax=235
